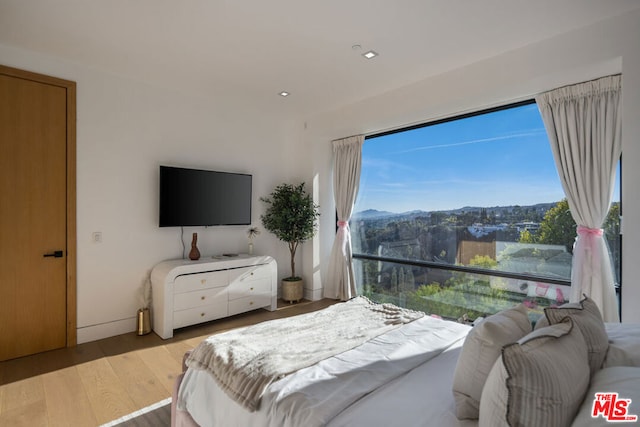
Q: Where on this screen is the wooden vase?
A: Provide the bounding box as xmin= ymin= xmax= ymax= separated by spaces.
xmin=189 ymin=232 xmax=201 ymax=260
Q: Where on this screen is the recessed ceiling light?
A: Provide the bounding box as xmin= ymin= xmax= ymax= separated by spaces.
xmin=362 ymin=50 xmax=378 ymax=59
xmin=279 ymin=91 xmax=290 ymax=97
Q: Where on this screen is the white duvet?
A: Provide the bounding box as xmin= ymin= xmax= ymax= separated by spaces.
xmin=177 ymin=315 xmax=471 ymax=427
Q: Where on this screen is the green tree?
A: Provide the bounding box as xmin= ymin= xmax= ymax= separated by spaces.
xmin=469 ymin=254 xmax=497 ymax=269
xmin=604 ymin=202 xmax=620 ymax=241
xmin=536 ymin=199 xmax=576 ymax=253
xmin=535 ymin=199 xmax=621 ymax=257
xmin=604 ymin=202 xmax=621 ymax=282
xmin=260 ymin=183 xmax=320 ymax=279
xmin=518 ymin=229 xmax=535 ymax=243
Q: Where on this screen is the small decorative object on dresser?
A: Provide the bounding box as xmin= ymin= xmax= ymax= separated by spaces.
xmin=247 ymin=226 xmax=260 ymax=255
xmin=260 ymin=183 xmax=320 ymax=303
xmin=189 ymin=232 xmax=200 ymax=260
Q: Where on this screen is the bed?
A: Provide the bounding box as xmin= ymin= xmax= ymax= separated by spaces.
xmin=171 ymin=296 xmax=640 ymax=427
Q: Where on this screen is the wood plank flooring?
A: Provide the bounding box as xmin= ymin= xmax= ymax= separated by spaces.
xmin=0 ymin=298 xmax=336 ymax=426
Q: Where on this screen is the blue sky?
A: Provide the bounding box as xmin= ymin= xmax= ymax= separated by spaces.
xmin=355 ymin=103 xmax=620 ymax=214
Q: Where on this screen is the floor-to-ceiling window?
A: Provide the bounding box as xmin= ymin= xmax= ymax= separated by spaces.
xmin=351 ymin=100 xmax=621 ymax=321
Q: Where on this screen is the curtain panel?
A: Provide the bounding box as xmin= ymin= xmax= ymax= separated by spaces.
xmin=324 ymin=135 xmax=364 ymax=300
xmin=535 ymin=75 xmax=622 ymax=322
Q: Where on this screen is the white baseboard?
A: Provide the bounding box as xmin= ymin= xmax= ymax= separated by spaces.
xmin=77 ymin=317 xmax=136 ymax=344
xmin=304 ymin=286 xmax=323 ymax=301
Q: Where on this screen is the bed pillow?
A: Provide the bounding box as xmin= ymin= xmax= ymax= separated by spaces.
xmin=479 ymin=317 xmax=590 ymax=427
xmin=571 ymin=366 xmax=640 ymax=426
xmin=604 ymin=323 xmax=640 ymax=367
xmin=452 ymin=304 xmax=531 ymax=419
xmin=535 ymin=295 xmax=608 ymax=373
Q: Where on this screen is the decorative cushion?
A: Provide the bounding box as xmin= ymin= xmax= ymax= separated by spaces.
xmin=479 ymin=317 xmax=590 ymax=427
xmin=452 ymin=304 xmax=532 ymax=419
xmin=535 ymin=296 xmax=608 ymax=373
xmin=571 ymin=366 xmax=640 ymax=426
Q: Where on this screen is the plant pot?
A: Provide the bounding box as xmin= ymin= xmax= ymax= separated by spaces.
xmin=281 ymin=278 xmax=303 ymax=303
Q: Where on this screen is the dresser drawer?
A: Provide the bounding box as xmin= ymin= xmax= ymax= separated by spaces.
xmin=174 ymin=270 xmax=228 ymax=293
xmin=228 ymin=264 xmax=272 ymax=284
xmin=174 ymin=286 xmax=227 ymax=311
xmin=173 ymin=301 xmax=228 ymax=329
xmin=227 ymin=279 xmax=272 ymax=301
xmin=228 ymin=293 xmax=273 ymax=316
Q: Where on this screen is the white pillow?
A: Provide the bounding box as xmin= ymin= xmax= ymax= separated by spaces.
xmin=604 ymin=323 xmax=640 ymax=367
xmin=452 ymin=304 xmax=531 ymax=419
xmin=536 ymin=296 xmax=608 ymax=374
xmin=571 ymin=366 xmax=640 ymax=426
xmin=479 ymin=317 xmax=590 ymax=427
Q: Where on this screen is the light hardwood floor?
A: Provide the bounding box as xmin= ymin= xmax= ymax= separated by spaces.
xmin=0 ymin=298 xmax=336 ymax=426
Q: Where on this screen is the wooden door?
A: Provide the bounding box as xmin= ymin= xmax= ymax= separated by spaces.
xmin=0 ymin=66 xmax=76 ymax=361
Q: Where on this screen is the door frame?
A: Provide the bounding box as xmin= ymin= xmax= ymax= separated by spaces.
xmin=1 ymin=64 xmax=77 ymax=347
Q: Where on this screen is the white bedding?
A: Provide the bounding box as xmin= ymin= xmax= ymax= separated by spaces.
xmin=177 ymin=314 xmax=472 ymax=427
xmin=185 ymin=296 xmax=424 ymax=411
xmin=604 ymin=322 xmax=640 ymax=367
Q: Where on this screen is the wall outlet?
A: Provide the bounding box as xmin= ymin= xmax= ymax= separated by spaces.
xmin=92 ymin=232 xmax=102 ymax=243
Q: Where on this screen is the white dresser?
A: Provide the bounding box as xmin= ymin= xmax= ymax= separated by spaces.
xmin=150 ymin=255 xmax=277 ymax=339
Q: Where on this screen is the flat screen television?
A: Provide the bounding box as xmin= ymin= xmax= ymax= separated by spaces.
xmin=159 ymin=165 xmax=252 ymax=227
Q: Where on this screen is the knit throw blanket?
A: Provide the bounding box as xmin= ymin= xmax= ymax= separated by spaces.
xmin=185 ymin=296 xmax=424 ymax=411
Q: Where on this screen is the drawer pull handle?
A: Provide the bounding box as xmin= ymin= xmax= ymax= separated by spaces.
xmin=201 ymin=279 xmax=206 ymax=284
xmin=201 ymin=312 xmax=205 ymax=317
xmin=250 ymin=287 xmax=254 ymax=291
xmin=250 ymin=301 xmax=254 ymax=305
xmin=251 ymin=272 xmax=254 ymax=276
xmin=201 ymin=296 xmax=205 ymax=300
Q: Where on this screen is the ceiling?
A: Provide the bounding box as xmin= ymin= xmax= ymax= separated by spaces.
xmin=1 ymin=0 xmax=639 ymax=120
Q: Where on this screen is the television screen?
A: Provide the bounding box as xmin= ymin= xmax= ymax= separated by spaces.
xmin=159 ymin=166 xmax=252 ymax=227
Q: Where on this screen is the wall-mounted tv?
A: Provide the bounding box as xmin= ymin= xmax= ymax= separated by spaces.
xmin=159 ymin=165 xmax=252 ymax=227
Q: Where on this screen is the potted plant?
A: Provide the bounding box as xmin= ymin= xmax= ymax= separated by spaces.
xmin=261 ymin=182 xmax=320 ymax=303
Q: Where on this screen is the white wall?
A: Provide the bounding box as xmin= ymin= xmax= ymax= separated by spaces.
xmin=0 ymin=44 xmax=299 ymax=342
xmin=2 ymin=9 xmax=638 ymax=345
xmin=304 ymin=10 xmax=640 ymax=322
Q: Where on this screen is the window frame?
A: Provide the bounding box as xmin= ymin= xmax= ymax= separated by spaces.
xmin=349 ymin=98 xmax=622 ymax=310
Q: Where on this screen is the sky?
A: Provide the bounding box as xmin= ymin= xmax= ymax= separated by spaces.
xmin=355 ymin=102 xmax=620 ymax=214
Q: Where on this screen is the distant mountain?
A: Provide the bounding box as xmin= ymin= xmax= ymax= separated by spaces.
xmin=352 ymin=209 xmax=397 ymax=219
xmin=352 ymin=209 xmax=432 ymax=221
xmin=353 ymin=202 xmax=559 ymax=219
xmin=442 ymin=203 xmax=557 ymax=215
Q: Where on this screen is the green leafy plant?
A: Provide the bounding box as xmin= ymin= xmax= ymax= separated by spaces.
xmin=260 ymin=183 xmax=320 ymax=280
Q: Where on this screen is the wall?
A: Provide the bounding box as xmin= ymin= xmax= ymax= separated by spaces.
xmin=0 ymin=44 xmax=297 ymax=342
xmin=304 ymin=10 xmax=640 ymax=322
xmin=1 ymin=9 xmax=638 ymax=344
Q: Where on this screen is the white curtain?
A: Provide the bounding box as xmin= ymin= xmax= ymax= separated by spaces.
xmin=324 ymin=135 xmax=364 ymax=300
xmin=535 ymin=75 xmax=621 ymax=322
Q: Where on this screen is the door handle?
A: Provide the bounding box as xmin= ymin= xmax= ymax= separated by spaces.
xmin=43 ymin=250 xmax=64 ymax=258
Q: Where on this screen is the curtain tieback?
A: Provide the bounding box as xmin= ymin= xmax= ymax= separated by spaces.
xmin=577 ymin=225 xmax=603 ymax=237
xmin=337 ymin=220 xmax=349 ymax=229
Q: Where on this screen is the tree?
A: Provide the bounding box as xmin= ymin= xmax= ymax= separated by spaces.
xmin=469 ymin=254 xmax=497 ymax=269
xmin=536 ymin=199 xmax=576 ymax=253
xmin=260 ymin=183 xmax=320 ymax=279
xmin=518 ymin=229 xmax=535 ymax=244
xmin=535 ymin=199 xmax=620 ymax=256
